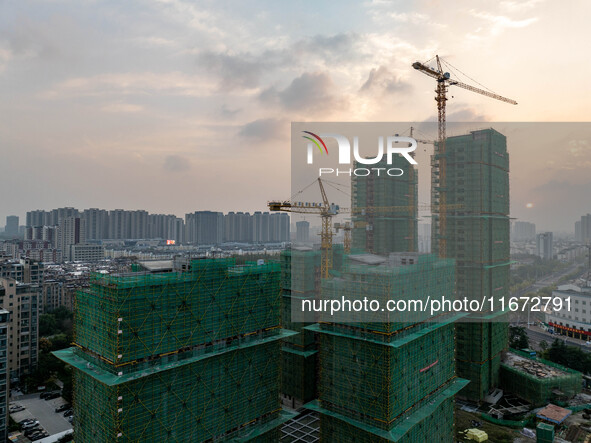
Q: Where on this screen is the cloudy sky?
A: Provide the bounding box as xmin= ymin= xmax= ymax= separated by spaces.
xmin=1 ymin=0 xmax=590 ymax=232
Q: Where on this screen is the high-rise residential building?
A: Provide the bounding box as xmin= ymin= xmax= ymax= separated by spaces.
xmin=26 ymin=210 xmax=50 ymax=228
xmin=252 ymin=211 xmax=268 ymax=243
xmin=55 ymin=258 xmax=292 ymax=442
xmin=0 ymin=308 xmax=9 ymax=442
xmin=432 ymin=129 xmax=510 ymax=401
xmin=224 ymin=212 xmax=253 ymax=243
xmin=580 ymin=214 xmax=591 ymax=244
xmin=310 ymin=254 xmax=467 ymax=441
xmin=536 ymin=232 xmax=554 ymax=260
xmin=0 ymin=278 xmax=39 ymax=380
xmin=129 ymin=210 xmax=149 ymax=239
xmin=58 ymin=217 xmax=86 ymax=261
xmin=351 ymin=156 xmax=418 ymax=254
xmin=83 ymin=208 xmax=109 ymax=240
xmin=512 ymin=221 xmax=536 ymax=241
xmin=4 ymin=216 xmax=19 ymax=237
xmin=295 ymin=221 xmax=310 ymax=244
xmin=271 ymin=213 xmax=290 ymax=242
xmin=43 ymin=226 xmax=58 ymax=248
xmin=575 ymin=220 xmax=582 ymax=242
xmin=185 ymin=211 xmax=224 ymax=244
xmin=50 ymin=207 xmax=80 ymax=226
xmin=109 ymin=209 xmax=130 ymax=239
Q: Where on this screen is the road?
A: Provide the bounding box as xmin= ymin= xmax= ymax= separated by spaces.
xmin=526 ymin=326 xmax=591 ymax=352
xmin=512 ymin=262 xmax=583 ymax=299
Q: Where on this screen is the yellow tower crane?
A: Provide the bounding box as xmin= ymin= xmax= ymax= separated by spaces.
xmin=412 ymin=55 xmax=517 ymax=257
xmin=269 ymin=178 xmax=339 ymax=278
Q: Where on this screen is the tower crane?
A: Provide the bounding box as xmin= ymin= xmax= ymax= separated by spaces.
xmin=412 ymin=55 xmax=517 ymax=257
xmin=269 ymin=178 xmax=339 ymax=279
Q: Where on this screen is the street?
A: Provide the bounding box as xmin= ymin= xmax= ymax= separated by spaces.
xmin=526 ymin=326 xmax=591 ymax=353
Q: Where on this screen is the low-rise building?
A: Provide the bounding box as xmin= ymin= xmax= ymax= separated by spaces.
xmin=547 ymin=284 xmax=591 ymax=338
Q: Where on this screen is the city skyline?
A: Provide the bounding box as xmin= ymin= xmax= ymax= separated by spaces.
xmin=2 ymin=1 xmax=591 ymax=231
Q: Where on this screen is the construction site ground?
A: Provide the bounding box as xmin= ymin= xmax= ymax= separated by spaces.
xmin=455 ymin=404 xmax=591 ymax=442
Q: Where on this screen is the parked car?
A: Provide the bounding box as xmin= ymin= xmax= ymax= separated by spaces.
xmin=25 ymin=427 xmax=42 ymax=437
xmin=44 ymin=391 xmax=61 ymax=400
xmin=55 ymin=404 xmax=71 ymax=413
xmin=9 ymin=404 xmax=25 ymax=412
xmin=68 ymin=415 xmax=73 ymax=423
xmin=63 ymin=409 xmax=74 ymax=417
xmin=19 ymin=418 xmax=36 ymax=425
xmin=22 ymin=420 xmax=40 ymax=429
xmin=30 ymin=432 xmax=48 ymax=441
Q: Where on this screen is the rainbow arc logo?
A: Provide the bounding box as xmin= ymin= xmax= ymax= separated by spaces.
xmin=302 ymin=131 xmax=328 ymax=155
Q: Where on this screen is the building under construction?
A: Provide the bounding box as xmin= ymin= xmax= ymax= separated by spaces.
xmin=351 ymin=156 xmax=418 ymax=254
xmin=55 ymin=258 xmax=295 ymax=442
xmin=307 ymin=253 xmax=468 ymax=442
xmin=432 ymin=128 xmax=511 ymax=401
xmin=280 ymin=247 xmax=320 ymax=410
xmin=500 ymin=350 xmax=581 ymax=407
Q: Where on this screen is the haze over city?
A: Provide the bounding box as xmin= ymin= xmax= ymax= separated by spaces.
xmin=2 ymin=0 xmax=591 ymax=231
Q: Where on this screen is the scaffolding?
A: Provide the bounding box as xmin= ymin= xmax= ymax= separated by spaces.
xmin=56 ymin=258 xmax=292 ymax=442
xmin=305 ymin=251 xmax=467 ymax=441
xmin=307 ymin=379 xmax=468 ymax=442
xmin=319 ymin=254 xmax=456 ymax=331
xmin=351 ymin=157 xmax=418 ymax=255
xmin=500 ymin=350 xmax=582 ymax=407
xmin=280 ymin=249 xmax=321 ymax=408
xmin=74 ymin=259 xmax=281 ymax=370
xmin=312 ymin=320 xmax=457 ymax=429
xmin=432 ymin=129 xmax=511 ymax=402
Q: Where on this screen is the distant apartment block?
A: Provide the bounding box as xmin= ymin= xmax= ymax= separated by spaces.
xmin=4 ymin=216 xmax=19 ymax=237
xmin=25 ymin=207 xmax=289 ymax=245
xmin=185 ymin=211 xmax=224 ymax=244
xmin=512 ymin=221 xmax=536 ymax=241
xmin=577 ymin=214 xmax=591 ymax=244
xmin=224 ymin=212 xmax=253 ymax=242
xmin=83 ymin=208 xmax=109 ymax=240
xmin=58 ymin=217 xmax=86 ymax=261
xmin=295 ymin=221 xmax=310 ymax=244
xmin=536 ymin=232 xmax=554 ymax=260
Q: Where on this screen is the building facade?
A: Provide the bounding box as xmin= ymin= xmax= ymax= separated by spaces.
xmin=431 ymin=128 xmax=510 ymax=402
xmin=536 ymin=232 xmax=554 ymax=260
xmin=4 ymin=216 xmax=19 ymax=237
xmin=56 ymin=258 xmax=293 ymax=442
xmin=0 ymin=309 xmax=9 ymax=442
xmin=0 ymin=278 xmax=39 ymax=380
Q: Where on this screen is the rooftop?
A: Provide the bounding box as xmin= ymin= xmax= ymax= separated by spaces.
xmin=536 ymin=404 xmax=572 ymax=424
xmin=504 ymin=352 xmax=567 ymax=379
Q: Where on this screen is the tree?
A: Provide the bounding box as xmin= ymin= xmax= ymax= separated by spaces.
xmin=509 ymin=326 xmax=529 ymax=349
xmin=539 ymin=340 xmax=548 ymax=351
xmin=39 ymin=314 xmax=58 ymax=336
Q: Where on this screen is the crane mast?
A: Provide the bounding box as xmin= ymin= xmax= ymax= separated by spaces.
xmin=412 ymin=55 xmax=517 ymax=257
